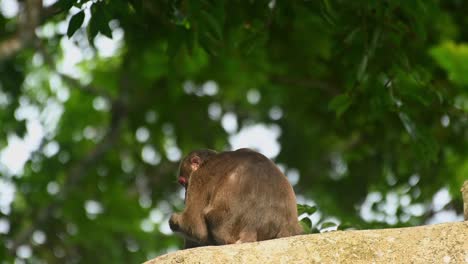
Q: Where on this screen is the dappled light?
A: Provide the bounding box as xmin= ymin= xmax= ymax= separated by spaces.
xmin=0 ymin=1 xmax=467 ymax=263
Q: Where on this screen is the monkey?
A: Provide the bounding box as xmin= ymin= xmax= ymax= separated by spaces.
xmin=169 ymin=148 xmax=303 ymax=247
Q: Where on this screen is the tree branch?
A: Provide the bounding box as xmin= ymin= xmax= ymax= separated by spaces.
xmin=0 ymin=0 xmax=65 ymax=60
xmin=0 ymin=0 xmax=42 ymax=59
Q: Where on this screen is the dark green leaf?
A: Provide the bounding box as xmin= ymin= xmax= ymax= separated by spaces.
xmin=99 ymin=20 xmax=113 ymax=39
xmin=338 ymin=223 xmax=355 ymax=230
xmin=200 ymin=10 xmax=222 ymax=41
xmin=357 ymin=54 xmax=368 ymax=82
xmin=67 ymin=11 xmax=85 ymax=38
xmin=329 ymin=94 xmax=352 ymax=117
xmin=300 ymin=217 xmax=312 ymax=234
xmin=297 ymin=204 xmax=317 ymax=215
xmin=58 ymin=0 xmax=75 ymax=11
xmin=88 ymin=3 xmax=113 ymax=41
xmin=320 ymin=221 xmax=337 ymax=229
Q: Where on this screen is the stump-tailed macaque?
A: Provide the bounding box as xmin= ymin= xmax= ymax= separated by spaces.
xmin=169 ymin=148 xmax=303 ymax=247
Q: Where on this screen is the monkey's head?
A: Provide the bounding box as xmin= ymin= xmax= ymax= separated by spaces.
xmin=178 ymin=149 xmax=217 ymax=188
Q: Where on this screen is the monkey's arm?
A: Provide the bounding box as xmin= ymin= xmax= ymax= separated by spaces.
xmin=169 ymin=209 xmax=209 ymax=245
xmin=169 ymin=179 xmax=210 ymax=245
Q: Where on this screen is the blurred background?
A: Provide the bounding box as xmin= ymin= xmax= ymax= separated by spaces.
xmin=0 ymin=0 xmax=467 ymax=263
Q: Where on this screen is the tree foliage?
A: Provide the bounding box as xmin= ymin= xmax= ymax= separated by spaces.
xmin=0 ymin=0 xmax=467 ymax=263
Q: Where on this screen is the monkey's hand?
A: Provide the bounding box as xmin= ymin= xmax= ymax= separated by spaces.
xmin=169 ymin=213 xmax=181 ymax=232
xmin=169 ymin=212 xmax=210 ymax=245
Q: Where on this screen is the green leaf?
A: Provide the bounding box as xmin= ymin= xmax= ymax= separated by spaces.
xmin=14 ymin=120 xmax=27 ymax=138
xmin=88 ymin=3 xmax=113 ymax=41
xmin=337 ymin=222 xmax=354 ymax=230
xmin=297 ymin=204 xmax=317 ymax=215
xmin=67 ymin=11 xmax=85 ymax=38
xmin=300 ymin=217 xmax=312 ymax=234
xmin=58 ymin=0 xmax=75 ymax=11
xmin=344 ymin=27 xmax=361 ymax=44
xmin=323 ymin=0 xmax=338 ymax=20
xmin=167 ymin=27 xmax=186 ymax=59
xmin=454 ymin=95 xmax=468 ymax=112
xmin=430 ymin=41 xmax=468 ymax=86
xmin=329 ymin=94 xmax=352 ymax=117
xmin=88 ymin=17 xmax=99 ymax=44
xmin=357 ymin=54 xmax=368 ymax=82
xmin=320 ymin=221 xmax=337 ymax=229
xmin=398 ymin=112 xmax=417 ymax=139
xmin=320 ymin=0 xmax=337 ymax=26
xmin=99 ymin=19 xmax=113 ymax=39
xmin=200 ymin=10 xmax=222 ymax=41
xmin=398 ymin=111 xmax=439 ymax=163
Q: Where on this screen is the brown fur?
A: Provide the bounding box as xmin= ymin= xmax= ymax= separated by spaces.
xmin=169 ymin=148 xmax=303 ymax=247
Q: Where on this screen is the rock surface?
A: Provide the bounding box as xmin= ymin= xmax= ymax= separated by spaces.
xmin=146 ymin=221 xmax=468 ymax=264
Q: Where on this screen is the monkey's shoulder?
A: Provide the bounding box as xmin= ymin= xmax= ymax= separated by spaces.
xmin=234 ymin=148 xmax=255 ymax=153
xmin=221 ymin=148 xmax=269 ymax=161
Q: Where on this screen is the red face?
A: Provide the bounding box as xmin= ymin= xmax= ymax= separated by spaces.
xmin=178 ymin=176 xmax=188 ymax=188
xmin=177 ymin=155 xmax=201 ymax=189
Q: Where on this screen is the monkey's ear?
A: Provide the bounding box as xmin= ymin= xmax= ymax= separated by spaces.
xmin=190 ymin=155 xmax=201 ymax=171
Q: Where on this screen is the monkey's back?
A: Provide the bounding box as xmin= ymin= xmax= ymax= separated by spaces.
xmin=199 ymin=149 xmax=302 ymax=244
